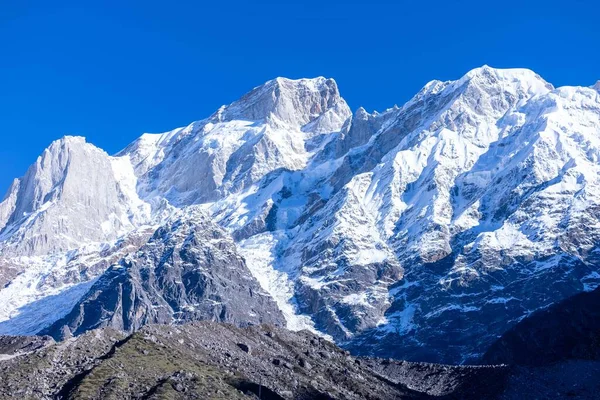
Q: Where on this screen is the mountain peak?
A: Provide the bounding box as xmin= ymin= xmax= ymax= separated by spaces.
xmin=221 ymin=76 xmax=349 ymax=128
xmin=355 ymin=106 xmax=370 ymax=119
xmin=46 ymin=135 xmax=87 ymax=148
xmin=463 ymin=65 xmax=532 ymax=79
xmin=0 ymin=133 xmax=149 ymax=256
xmin=272 ymin=76 xmax=336 ymax=89
xmin=593 ymin=80 xmax=600 ymax=91
xmin=445 ymin=65 xmax=555 ymax=101
xmin=461 ymin=65 xmax=551 ymax=86
xmin=57 ymin=135 xmax=86 ymax=143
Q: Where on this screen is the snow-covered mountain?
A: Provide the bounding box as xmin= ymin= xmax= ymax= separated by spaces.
xmin=1 ymin=67 xmax=599 ymax=364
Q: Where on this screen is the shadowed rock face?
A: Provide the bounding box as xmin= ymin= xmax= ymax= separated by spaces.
xmin=0 ymin=335 xmax=54 ymax=357
xmin=42 ymin=209 xmax=285 ymax=340
xmin=0 ymin=322 xmax=512 ymax=400
xmin=346 ymin=253 xmax=599 ymax=364
xmin=479 ymin=287 xmax=600 ymax=400
xmin=482 ymin=287 xmax=600 ymax=366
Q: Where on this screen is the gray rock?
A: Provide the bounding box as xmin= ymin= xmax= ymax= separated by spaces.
xmin=0 ymin=322 xmax=511 ymax=399
xmin=41 ymin=208 xmax=284 ymax=340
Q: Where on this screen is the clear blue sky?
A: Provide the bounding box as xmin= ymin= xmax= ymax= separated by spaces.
xmin=1 ymin=0 xmax=598 ymax=194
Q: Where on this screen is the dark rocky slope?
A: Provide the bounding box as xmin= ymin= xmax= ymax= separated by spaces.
xmin=4 ymin=313 xmax=600 ymax=400
xmin=483 ymin=286 xmax=600 ymax=365
xmin=0 ymin=322 xmax=510 ymax=400
xmin=482 ymin=287 xmax=600 ymax=399
xmin=42 ymin=210 xmax=284 ymax=340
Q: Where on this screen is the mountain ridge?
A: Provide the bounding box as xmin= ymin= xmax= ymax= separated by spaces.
xmin=1 ymin=66 xmax=599 ymax=364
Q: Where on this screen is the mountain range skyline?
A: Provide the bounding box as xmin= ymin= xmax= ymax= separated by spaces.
xmin=1 ymin=66 xmax=599 ymax=365
xmin=3 ymin=66 xmax=598 ymax=195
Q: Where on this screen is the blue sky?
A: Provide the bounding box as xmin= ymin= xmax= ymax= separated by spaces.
xmin=1 ymin=0 xmax=598 ymax=194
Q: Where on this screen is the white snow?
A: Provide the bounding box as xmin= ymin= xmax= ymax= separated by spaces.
xmin=238 ymin=232 xmax=327 ymax=337
xmin=0 ymin=253 xmax=99 ymax=335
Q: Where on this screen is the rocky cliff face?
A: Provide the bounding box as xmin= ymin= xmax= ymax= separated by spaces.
xmin=0 ymin=136 xmax=150 ymax=257
xmin=1 ymin=69 xmax=600 ymax=364
xmin=42 ymin=208 xmax=284 ymax=340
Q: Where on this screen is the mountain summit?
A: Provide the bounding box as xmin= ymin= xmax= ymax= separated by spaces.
xmin=223 ymin=77 xmax=349 ymax=129
xmin=1 ymin=66 xmax=599 ymax=364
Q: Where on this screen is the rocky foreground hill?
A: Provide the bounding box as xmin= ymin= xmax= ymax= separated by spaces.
xmin=1 ymin=311 xmax=599 ymax=400
xmin=0 ymin=321 xmax=510 ymax=400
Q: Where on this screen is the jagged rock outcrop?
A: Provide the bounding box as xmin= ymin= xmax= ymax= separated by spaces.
xmin=42 ymin=208 xmax=284 ymax=339
xmin=0 ymin=335 xmax=54 ymax=359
